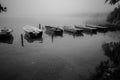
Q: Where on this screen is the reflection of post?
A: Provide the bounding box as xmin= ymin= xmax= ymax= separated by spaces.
xmin=51 ymin=34 xmax=54 ymax=43
xmin=21 ymin=34 xmax=24 ymax=47
xmin=73 ymin=34 xmax=75 ymax=38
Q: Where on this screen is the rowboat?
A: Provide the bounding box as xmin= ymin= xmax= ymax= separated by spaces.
xmin=75 ymin=25 xmax=97 ymax=33
xmin=45 ymin=26 xmax=63 ymax=34
xmin=98 ymin=24 xmax=120 ymax=31
xmin=63 ymin=26 xmax=83 ymax=34
xmin=0 ymin=27 xmax=13 ymax=36
xmin=86 ymin=24 xmax=108 ymax=29
xmin=0 ymin=27 xmax=13 ymax=44
xmin=23 ymin=25 xmax=43 ymax=38
xmin=86 ymin=24 xmax=109 ymax=33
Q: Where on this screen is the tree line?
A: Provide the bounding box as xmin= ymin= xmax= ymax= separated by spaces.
xmin=105 ymin=0 xmax=120 ymax=25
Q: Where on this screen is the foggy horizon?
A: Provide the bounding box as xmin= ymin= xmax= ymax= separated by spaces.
xmin=0 ymin=0 xmax=116 ymax=18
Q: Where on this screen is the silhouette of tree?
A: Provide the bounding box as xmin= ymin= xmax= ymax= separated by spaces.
xmin=105 ymin=0 xmax=120 ymax=25
xmin=105 ymin=0 xmax=120 ymax=5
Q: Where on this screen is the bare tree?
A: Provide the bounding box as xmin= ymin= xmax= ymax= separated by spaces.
xmin=105 ymin=0 xmax=120 ymax=5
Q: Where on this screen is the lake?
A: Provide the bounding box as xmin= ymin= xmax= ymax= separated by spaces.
xmin=0 ymin=15 xmax=120 ymax=80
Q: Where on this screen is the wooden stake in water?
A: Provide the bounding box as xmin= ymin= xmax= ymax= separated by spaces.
xmin=39 ymin=24 xmax=41 ymax=29
xmin=21 ymin=34 xmax=24 ymax=47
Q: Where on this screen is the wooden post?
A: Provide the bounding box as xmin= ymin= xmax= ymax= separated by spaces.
xmin=21 ymin=34 xmax=24 ymax=47
xmin=39 ymin=24 xmax=41 ymax=29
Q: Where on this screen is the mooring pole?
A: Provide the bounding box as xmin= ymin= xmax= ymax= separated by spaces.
xmin=21 ymin=34 xmax=24 ymax=47
xmin=39 ymin=24 xmax=41 ymax=29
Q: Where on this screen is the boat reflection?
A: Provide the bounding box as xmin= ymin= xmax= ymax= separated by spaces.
xmin=0 ymin=34 xmax=14 ymax=44
xmin=64 ymin=31 xmax=84 ymax=38
xmin=97 ymin=29 xmax=109 ymax=33
xmin=24 ymin=33 xmax=43 ymax=43
xmin=82 ymin=31 xmax=97 ymax=36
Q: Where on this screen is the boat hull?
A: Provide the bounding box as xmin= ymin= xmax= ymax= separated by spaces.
xmin=63 ymin=26 xmax=83 ymax=34
xmin=45 ymin=26 xmax=63 ymax=35
xmin=86 ymin=24 xmax=108 ymax=31
xmin=75 ymin=26 xmax=97 ymax=33
xmin=24 ymin=33 xmax=43 ymax=43
xmin=23 ymin=25 xmax=43 ymax=38
xmin=25 ymin=31 xmax=43 ymax=38
xmin=0 ymin=34 xmax=14 ymax=44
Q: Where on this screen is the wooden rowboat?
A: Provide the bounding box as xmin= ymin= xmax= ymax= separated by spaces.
xmin=0 ymin=27 xmax=13 ymax=36
xmin=86 ymin=24 xmax=108 ymax=29
xmin=75 ymin=25 xmax=97 ymax=33
xmin=23 ymin=25 xmax=43 ymax=38
xmin=86 ymin=24 xmax=109 ymax=32
xmin=63 ymin=26 xmax=83 ymax=34
xmin=0 ymin=27 xmax=13 ymax=44
xmin=45 ymin=26 xmax=63 ymax=34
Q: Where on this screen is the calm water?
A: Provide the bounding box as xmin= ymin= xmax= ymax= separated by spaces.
xmin=0 ymin=16 xmax=120 ymax=80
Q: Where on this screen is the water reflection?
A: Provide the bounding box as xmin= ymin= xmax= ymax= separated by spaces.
xmin=88 ymin=41 xmax=120 ymax=80
xmin=102 ymin=42 xmax=120 ymax=65
xmin=24 ymin=33 xmax=43 ymax=43
xmin=97 ymin=29 xmax=109 ymax=33
xmin=64 ymin=31 xmax=84 ymax=38
xmin=83 ymin=31 xmax=97 ymax=36
xmin=0 ymin=34 xmax=14 ymax=44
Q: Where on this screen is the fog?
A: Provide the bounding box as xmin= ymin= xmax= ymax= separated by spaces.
xmin=0 ymin=0 xmax=115 ymax=18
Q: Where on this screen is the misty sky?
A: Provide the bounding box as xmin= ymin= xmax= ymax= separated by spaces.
xmin=1 ymin=0 xmax=115 ymax=17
